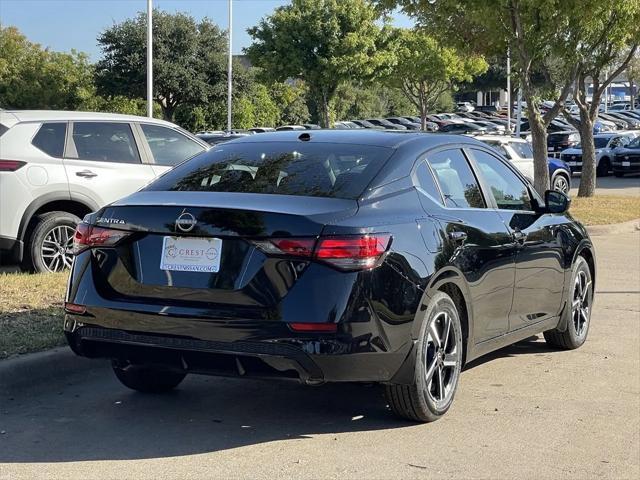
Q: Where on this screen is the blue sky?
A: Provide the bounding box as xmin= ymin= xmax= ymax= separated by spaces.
xmin=0 ymin=0 xmax=414 ymax=59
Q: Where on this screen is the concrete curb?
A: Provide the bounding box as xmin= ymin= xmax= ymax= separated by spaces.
xmin=0 ymin=347 xmax=103 ymax=393
xmin=585 ymin=218 xmax=640 ymax=236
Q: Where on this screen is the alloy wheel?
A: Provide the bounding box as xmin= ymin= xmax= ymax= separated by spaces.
xmin=572 ymin=270 xmax=591 ymax=337
xmin=40 ymin=225 xmax=75 ymax=272
xmin=423 ymin=311 xmax=461 ymax=407
xmin=553 ymin=175 xmax=570 ymax=194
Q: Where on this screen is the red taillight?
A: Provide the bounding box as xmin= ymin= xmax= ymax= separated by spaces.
xmin=0 ymin=160 xmax=26 ymax=171
xmin=72 ymin=223 xmax=130 ymax=254
xmin=253 ymin=234 xmax=391 ymax=271
xmin=289 ymin=322 xmax=338 ymax=333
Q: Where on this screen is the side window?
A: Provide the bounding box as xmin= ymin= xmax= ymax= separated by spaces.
xmin=414 ymin=161 xmax=443 ymax=205
xmin=140 ymin=124 xmax=205 ymax=166
xmin=426 ymin=149 xmax=485 ymax=209
xmin=71 ymin=122 xmax=140 ymax=163
xmin=471 ymin=149 xmax=533 ymax=211
xmin=32 ymin=122 xmax=67 ymax=157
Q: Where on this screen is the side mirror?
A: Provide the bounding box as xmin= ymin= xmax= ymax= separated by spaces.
xmin=545 ymin=190 xmax=571 ymax=214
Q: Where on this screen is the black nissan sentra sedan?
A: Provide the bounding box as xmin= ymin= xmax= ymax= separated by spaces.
xmin=64 ymin=130 xmax=595 ymax=422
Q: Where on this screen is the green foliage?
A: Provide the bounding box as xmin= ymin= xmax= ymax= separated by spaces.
xmin=332 ymin=82 xmax=415 ymax=121
xmin=381 ymin=28 xmax=487 ymax=128
xmin=95 ymin=10 xmax=228 ymax=121
xmin=269 ymin=81 xmax=310 ymax=125
xmin=0 ymin=26 xmax=94 ymax=109
xmin=246 ymin=0 xmax=391 ymax=127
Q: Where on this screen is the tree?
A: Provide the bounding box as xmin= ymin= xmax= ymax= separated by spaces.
xmin=382 ymin=29 xmax=487 ymax=130
xmin=269 ymin=81 xmax=310 ymax=125
xmin=95 ymin=10 xmax=228 ymax=121
xmin=246 ymin=0 xmax=392 ymax=127
xmin=0 ymin=26 xmax=94 ymax=110
xmin=560 ymin=3 xmax=640 ymax=196
xmin=625 ymin=50 xmax=640 ymax=110
xmin=377 ymin=0 xmax=582 ymax=196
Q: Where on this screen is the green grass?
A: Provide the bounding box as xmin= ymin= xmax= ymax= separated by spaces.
xmin=570 ymin=195 xmax=640 ymax=226
xmin=0 ymin=271 xmax=68 ymax=359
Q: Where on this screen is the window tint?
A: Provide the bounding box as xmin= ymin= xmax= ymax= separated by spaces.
xmin=146 ymin=142 xmax=393 ymax=200
xmin=472 ymin=149 xmax=533 ymax=211
xmin=32 ymin=122 xmax=66 ymax=157
xmin=0 ymin=124 xmax=8 ymax=137
xmin=71 ymin=122 xmax=140 ymax=163
xmin=426 ymin=149 xmax=485 ymax=208
xmin=414 ymin=161 xmax=443 ymax=205
xmin=509 ymin=142 xmax=533 ymax=158
xmin=141 ymin=124 xmax=205 ymax=166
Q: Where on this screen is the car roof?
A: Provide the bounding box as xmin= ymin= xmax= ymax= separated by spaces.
xmin=0 ymin=110 xmax=178 ymax=128
xmin=223 ymin=129 xmax=486 ymax=149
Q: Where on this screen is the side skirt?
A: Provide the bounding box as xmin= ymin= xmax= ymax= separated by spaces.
xmin=466 ymin=316 xmax=560 ymax=364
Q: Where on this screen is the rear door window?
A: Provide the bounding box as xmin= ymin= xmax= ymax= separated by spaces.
xmin=471 ymin=149 xmax=533 ymax=211
xmin=426 ymin=149 xmax=485 ymax=208
xmin=414 ymin=161 xmax=444 ymax=205
xmin=146 ymin=142 xmax=394 ymax=200
xmin=140 ymin=124 xmax=205 ymax=166
xmin=32 ymin=122 xmax=67 ymax=157
xmin=70 ymin=122 xmax=140 ymax=163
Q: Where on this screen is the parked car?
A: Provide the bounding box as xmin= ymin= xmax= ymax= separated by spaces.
xmin=599 ymin=113 xmax=630 ymax=130
xmin=276 ymin=125 xmax=306 ymax=131
xmin=333 ymin=121 xmax=352 ymax=129
xmin=478 ymin=135 xmax=572 ymax=193
xmin=365 ymin=118 xmax=407 ymax=130
xmin=456 ymin=101 xmax=475 ymax=112
xmin=302 ymin=124 xmax=322 ymax=130
xmin=0 ymin=111 xmax=209 ymax=272
xmin=608 ymin=111 xmax=640 ymax=129
xmin=546 ymin=131 xmax=581 ymax=155
xmin=401 ymin=116 xmax=439 ymax=131
xmin=64 ymin=130 xmax=595 ymax=422
xmin=470 ymin=120 xmax=505 ymax=134
xmin=386 ymin=117 xmax=421 ymax=130
xmin=197 ymin=132 xmax=251 ymax=145
xmin=350 ymin=119 xmax=382 ymax=129
xmin=248 ymin=127 xmax=276 ymax=133
xmin=560 ymin=133 xmax=634 ymax=176
xmin=439 ymin=122 xmax=487 ymax=134
xmin=612 ymin=135 xmax=640 ymax=176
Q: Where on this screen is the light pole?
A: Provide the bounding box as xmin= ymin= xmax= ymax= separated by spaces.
xmin=506 ymin=46 xmax=511 ymax=134
xmin=227 ymin=0 xmax=233 ymax=132
xmin=146 ymin=0 xmax=153 ymax=118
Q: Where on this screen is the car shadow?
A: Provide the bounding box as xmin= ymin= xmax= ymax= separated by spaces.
xmin=1 ymin=335 xmax=558 ymax=464
xmin=464 ymin=335 xmax=559 ymax=371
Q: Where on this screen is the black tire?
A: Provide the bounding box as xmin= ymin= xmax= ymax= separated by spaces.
xmin=22 ymin=211 xmax=80 ymax=273
xmin=112 ymin=360 xmax=187 ymax=393
xmin=613 ymin=171 xmax=624 ymax=178
xmin=384 ymin=291 xmax=464 ymax=422
xmin=552 ymin=173 xmax=570 ymax=194
xmin=596 ymin=157 xmax=611 ymax=177
xmin=544 ymin=256 xmax=593 ymax=350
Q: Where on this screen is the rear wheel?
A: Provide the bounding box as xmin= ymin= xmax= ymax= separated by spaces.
xmin=112 ymin=360 xmax=187 ymax=393
xmin=22 ymin=211 xmax=80 ymax=273
xmin=544 ymin=256 xmax=592 ymax=350
xmin=384 ymin=291 xmax=463 ymax=422
xmin=596 ymin=157 xmax=611 ymax=177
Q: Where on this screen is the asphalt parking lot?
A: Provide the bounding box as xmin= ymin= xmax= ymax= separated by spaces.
xmin=1 ymin=230 xmax=638 ymax=480
xmin=570 ymin=174 xmax=640 ymax=196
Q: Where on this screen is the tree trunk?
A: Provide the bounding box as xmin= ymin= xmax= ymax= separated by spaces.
xmin=420 ymin=102 xmax=427 ymax=131
xmin=320 ymin=91 xmax=330 ymax=128
xmin=527 ymin=109 xmax=550 ymax=196
xmin=577 ymin=115 xmax=596 ymax=197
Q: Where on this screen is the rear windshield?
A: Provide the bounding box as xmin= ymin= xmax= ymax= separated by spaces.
xmin=145 ymin=142 xmax=394 ymax=199
xmin=0 ymin=124 xmax=8 ymax=137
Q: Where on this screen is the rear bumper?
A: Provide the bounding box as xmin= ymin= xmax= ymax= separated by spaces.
xmin=64 ymin=319 xmax=414 ymax=385
xmin=0 ymin=235 xmax=22 ymax=265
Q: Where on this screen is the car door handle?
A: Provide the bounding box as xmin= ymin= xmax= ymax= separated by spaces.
xmin=76 ymin=170 xmax=97 ymax=178
xmin=512 ymin=230 xmax=527 ymax=244
xmin=448 ymin=231 xmax=467 ymax=243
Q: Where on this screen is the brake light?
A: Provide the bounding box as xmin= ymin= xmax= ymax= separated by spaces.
xmin=72 ymin=223 xmax=130 ymax=254
xmin=64 ymin=302 xmax=86 ymax=314
xmin=0 ymin=160 xmax=26 ymax=171
xmin=253 ymin=234 xmax=391 ymax=271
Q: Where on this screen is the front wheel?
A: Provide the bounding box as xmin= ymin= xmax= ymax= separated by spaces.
xmin=385 ymin=291 xmax=463 ymax=422
xmin=552 ymin=174 xmax=570 ymax=194
xmin=112 ymin=360 xmax=187 ymax=393
xmin=596 ymin=157 xmax=611 ymax=177
xmin=544 ymin=256 xmax=593 ymax=350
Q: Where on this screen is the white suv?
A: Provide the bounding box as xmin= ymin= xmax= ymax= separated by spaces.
xmin=0 ymin=111 xmax=208 ymax=272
